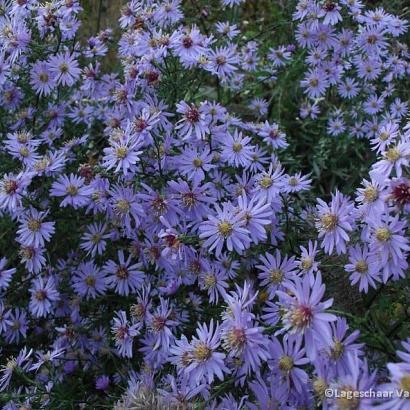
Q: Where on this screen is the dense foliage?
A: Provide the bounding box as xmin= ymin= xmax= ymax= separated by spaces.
xmin=0 ymin=0 xmax=410 ymax=408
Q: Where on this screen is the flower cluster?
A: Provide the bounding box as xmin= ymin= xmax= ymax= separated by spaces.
xmin=0 ymin=0 xmax=409 ymax=408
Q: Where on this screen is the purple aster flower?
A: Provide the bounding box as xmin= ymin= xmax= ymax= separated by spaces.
xmin=345 ymin=244 xmax=380 ymax=293
xmin=301 ymin=68 xmax=329 ymax=98
xmin=111 ymin=310 xmax=140 ymax=358
xmin=257 ymin=249 xmax=299 ymax=297
xmin=19 ymin=245 xmax=46 ymax=274
xmin=0 ymin=302 xmax=12 ymax=335
xmin=277 ymin=272 xmax=337 ymax=359
xmin=199 ymin=202 xmax=251 ymax=256
xmin=5 ymin=307 xmax=28 ymax=344
xmin=297 ymin=240 xmax=320 ymax=284
xmin=104 ymin=250 xmax=145 ymax=296
xmin=221 ymin=129 xmax=254 ymax=168
xmin=372 ymin=140 xmax=410 ymax=178
xmin=16 ymin=207 xmax=55 ymax=248
xmin=389 ymin=177 xmax=410 ymax=212
xmin=249 ymin=98 xmax=268 ymax=116
xmin=326 ymin=317 xmax=364 ymax=376
xmin=146 ymin=297 xmax=177 ymax=351
xmin=184 ymin=320 xmax=229 ymax=386
xmin=50 ymin=173 xmax=93 ymax=209
xmin=102 ymin=130 xmax=144 ymax=176
xmin=253 ymin=163 xmax=285 ymax=202
xmin=199 ymin=263 xmax=229 ymax=304
xmin=282 ymin=172 xmax=312 ymax=193
xmin=29 ymin=276 xmax=60 ymax=318
xmin=80 ymin=222 xmax=110 ymax=257
xmin=30 ymin=60 xmax=56 ymax=96
xmin=29 ymin=347 xmax=65 ymax=372
xmin=315 ymin=191 xmax=355 ymax=255
xmin=269 ymin=335 xmax=309 ymax=401
xmin=175 ymin=101 xmax=210 ymax=140
xmin=368 ymin=214 xmax=410 ymax=282
xmin=0 ymin=171 xmax=32 ymax=213
xmin=109 ymin=184 xmax=144 ymax=232
xmin=326 ymin=354 xmax=376 ymax=409
xmin=207 ymin=45 xmax=239 ymax=78
xmin=221 ymin=302 xmax=269 ymax=378
xmin=0 ymin=347 xmax=32 ymax=392
xmin=258 ymin=121 xmax=288 ymax=149
xmin=0 ymin=257 xmax=16 ymax=290
xmin=72 ymin=261 xmax=107 ymax=300
xmin=48 ymin=51 xmax=81 ymax=87
xmin=175 ymin=147 xmax=215 ymax=183
xmin=236 ymin=193 xmax=272 ymax=244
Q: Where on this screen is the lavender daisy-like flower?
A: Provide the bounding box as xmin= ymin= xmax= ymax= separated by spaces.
xmin=176 ymin=101 xmax=209 ymax=140
xmin=5 ymin=308 xmax=28 ymax=344
xmin=0 ymin=257 xmax=16 ymax=290
xmin=185 ymin=320 xmax=229 ymax=385
xmin=80 ymin=222 xmax=110 ymax=257
xmin=0 ymin=347 xmax=32 ymax=392
xmin=236 ymin=193 xmax=272 ymax=244
xmin=0 ymin=171 xmax=32 ymax=213
xmin=102 ymin=131 xmax=144 ymax=176
xmin=146 ymin=297 xmax=177 ymax=351
xmin=199 ymin=203 xmax=251 ymax=256
xmin=345 ymin=244 xmax=380 ymax=293
xmin=253 ymin=163 xmax=285 ymax=202
xmin=48 ymin=51 xmax=81 ymax=87
xmin=111 ymin=310 xmax=140 ymax=358
xmin=29 ymin=276 xmax=60 ymax=318
xmin=269 ymin=335 xmax=309 ymax=400
xmin=72 ymin=261 xmax=107 ymax=300
xmin=221 ymin=303 xmax=269 ymax=377
xmin=326 ymin=317 xmax=364 ymax=376
xmin=368 ymin=214 xmax=409 ymax=281
xmin=16 ymin=207 xmax=55 ymax=248
xmin=199 ymin=263 xmax=229 ymax=304
xmin=221 ymin=129 xmax=254 ymax=168
xmin=175 ymin=147 xmax=214 ymax=183
xmin=315 ymin=190 xmax=355 ymax=255
xmin=50 ymin=173 xmax=93 ymax=209
xmin=258 ymin=121 xmax=288 ymax=149
xmin=257 ymin=249 xmax=299 ymax=297
xmin=104 ymin=250 xmax=145 ymax=296
xmin=30 ymin=60 xmax=56 ymax=96
xmin=277 ymin=272 xmax=337 ymax=359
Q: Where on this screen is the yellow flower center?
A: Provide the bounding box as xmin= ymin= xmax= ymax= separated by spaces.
xmin=278 ymin=355 xmax=294 ymax=372
xmin=116 ymin=199 xmax=130 ymax=213
xmin=85 ymin=276 xmax=96 ymax=287
xmin=375 ymin=227 xmax=391 ymax=242
xmin=218 ymin=221 xmax=233 ymax=237
xmin=116 ymin=146 xmax=128 ymax=159
xmin=355 ymin=260 xmax=368 ymax=273
xmin=400 ymin=375 xmax=410 ymax=394
xmin=320 ymin=213 xmax=338 ymax=231
xmin=203 ymin=273 xmax=216 ymax=289
xmin=27 ymin=218 xmax=41 ymax=232
xmin=66 ymin=184 xmax=78 ymax=196
xmin=385 ymin=147 xmax=400 ymax=162
xmin=363 ymin=186 xmax=378 ymax=202
xmin=193 ymin=342 xmax=212 ymax=362
xmin=259 ymin=176 xmax=273 ymax=189
xmin=301 ymin=257 xmax=313 ymax=270
xmin=192 ymin=158 xmax=203 ymax=168
xmin=330 ymin=339 xmax=344 ymax=360
xmin=232 ymin=142 xmax=243 ymax=153
xmin=313 ymin=377 xmax=328 ymax=399
xmin=269 ymin=269 xmax=283 ymax=284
